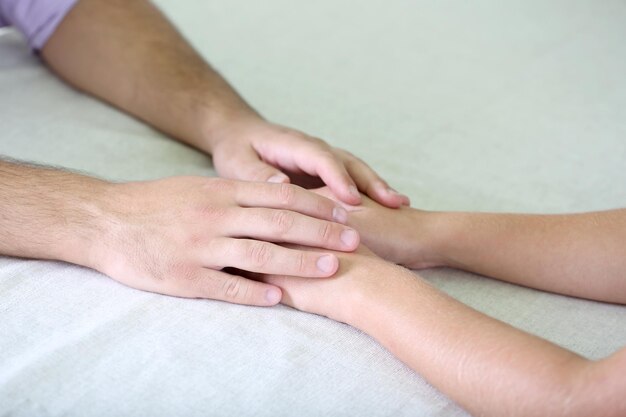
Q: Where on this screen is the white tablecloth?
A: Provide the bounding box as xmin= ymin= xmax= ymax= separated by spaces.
xmin=1 ymin=1 xmax=626 ymax=415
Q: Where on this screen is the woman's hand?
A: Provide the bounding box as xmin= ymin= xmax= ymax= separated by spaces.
xmin=312 ymin=187 xmax=447 ymax=269
xmin=261 ymin=245 xmax=622 ymax=417
xmin=261 ymin=246 xmax=410 ymax=323
xmin=89 ymin=177 xmax=361 ymax=306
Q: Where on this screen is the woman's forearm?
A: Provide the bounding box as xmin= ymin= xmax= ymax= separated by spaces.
xmin=431 ymin=210 xmax=626 ymax=303
xmin=266 ymin=250 xmax=626 ymax=416
xmin=349 ymin=266 xmax=626 ymax=417
xmin=334 ymin=192 xmax=626 ymax=302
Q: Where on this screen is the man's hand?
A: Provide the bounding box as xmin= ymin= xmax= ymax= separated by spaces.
xmin=209 ymin=119 xmax=411 ymax=209
xmin=0 ymin=159 xmax=360 ymax=307
xmin=41 ymin=0 xmax=409 ymax=210
xmin=90 ymin=177 xmax=360 ymax=306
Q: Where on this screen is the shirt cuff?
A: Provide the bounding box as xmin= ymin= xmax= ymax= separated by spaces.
xmin=0 ymin=0 xmax=79 ymax=50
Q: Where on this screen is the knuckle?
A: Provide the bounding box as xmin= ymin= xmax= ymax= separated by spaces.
xmin=307 ymin=135 xmax=327 ymax=147
xmin=315 ymin=198 xmax=328 ymax=217
xmin=282 ymin=128 xmax=308 ymax=141
xmin=358 ymin=158 xmax=373 ymax=170
xmin=220 ymin=275 xmax=246 ymax=301
xmin=318 ymin=153 xmax=345 ymax=174
xmin=206 ymin=237 xmax=226 ymax=262
xmin=203 ymin=178 xmax=232 ymax=193
xmin=296 ymin=131 xmax=327 ymax=145
xmin=344 ymin=155 xmax=363 ymax=169
xmin=317 ymin=222 xmax=334 ymax=244
xmin=317 ymin=149 xmax=337 ymax=163
xmin=271 ymin=210 xmax=295 ymax=234
xmin=168 ymin=262 xmax=197 ymax=283
xmin=186 ymin=232 xmax=205 ymax=248
xmin=276 ymin=183 xmax=296 ymax=206
xmin=296 ymin=252 xmax=308 ymax=274
xmin=246 ymin=242 xmax=272 ymax=268
xmin=194 ymin=204 xmax=228 ymax=220
xmin=251 ymin=169 xmax=273 ymax=182
xmin=337 ymin=148 xmax=354 ymax=159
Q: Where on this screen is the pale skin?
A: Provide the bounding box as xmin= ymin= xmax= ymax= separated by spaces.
xmin=0 ymin=160 xmax=364 ymax=305
xmin=0 ymin=0 xmax=412 ymax=305
xmin=40 ymin=0 xmax=410 ymax=207
xmin=264 ymin=188 xmax=626 ymax=417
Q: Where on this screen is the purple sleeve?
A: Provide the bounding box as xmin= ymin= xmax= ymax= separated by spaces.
xmin=0 ymin=0 xmax=79 ymax=50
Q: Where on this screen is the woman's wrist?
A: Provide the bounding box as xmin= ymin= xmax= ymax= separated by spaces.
xmin=400 ymin=210 xmax=461 ymax=269
xmin=429 ymin=211 xmax=503 ymax=272
xmin=339 ymin=256 xmax=424 ymax=330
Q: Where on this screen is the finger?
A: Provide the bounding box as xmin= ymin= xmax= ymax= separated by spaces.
xmin=250 ymin=134 xmax=361 ymax=205
xmin=258 ymin=274 xmax=327 ymax=313
xmin=310 ymin=186 xmax=351 ymax=209
xmin=345 ymin=157 xmax=410 ymax=208
xmin=205 ymin=238 xmax=340 ymax=278
xmin=258 ymin=274 xmax=300 ymax=308
xmin=234 ymin=182 xmax=349 ymax=224
xmin=304 ymin=151 xmax=362 ymax=206
xmin=226 ymin=146 xmax=291 ymax=184
xmin=227 ymin=208 xmax=360 ymax=251
xmin=159 ymin=268 xmax=282 ymax=306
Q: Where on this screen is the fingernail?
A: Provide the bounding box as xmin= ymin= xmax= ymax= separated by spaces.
xmin=388 ymin=187 xmax=411 ymax=206
xmin=265 ymin=288 xmax=281 ymax=304
xmin=349 ymin=185 xmax=359 ymax=197
xmin=340 ymin=229 xmax=359 ymax=248
xmin=332 ymin=206 xmax=348 ymax=223
xmin=316 ymin=255 xmax=337 ymax=274
xmin=267 ymin=174 xmax=288 ymax=183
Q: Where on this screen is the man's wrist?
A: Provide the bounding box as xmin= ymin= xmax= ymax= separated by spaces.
xmin=0 ymin=159 xmax=117 ymax=268
xmin=197 ymin=103 xmax=264 ymax=154
xmin=55 ymin=179 xmax=118 ymax=271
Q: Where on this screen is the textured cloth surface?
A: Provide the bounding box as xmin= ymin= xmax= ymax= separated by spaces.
xmin=1 ymin=1 xmax=626 ymax=416
xmin=0 ymin=0 xmax=77 ymax=49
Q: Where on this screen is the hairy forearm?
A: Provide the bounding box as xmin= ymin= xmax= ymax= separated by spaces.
xmin=40 ymin=0 xmax=258 ymax=153
xmin=431 ymin=210 xmax=626 ymax=303
xmin=0 ymin=159 xmax=108 ymax=267
xmin=349 ymin=266 xmax=625 ymax=417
